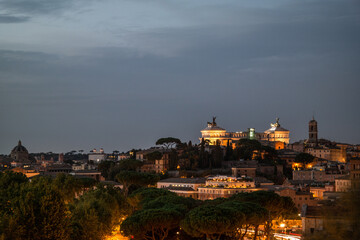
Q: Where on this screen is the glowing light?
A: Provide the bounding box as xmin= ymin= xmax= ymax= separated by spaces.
xmin=280 ymin=223 xmax=286 ymax=228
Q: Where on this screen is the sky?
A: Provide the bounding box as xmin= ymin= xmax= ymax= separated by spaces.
xmin=0 ymin=0 xmax=359 ymax=154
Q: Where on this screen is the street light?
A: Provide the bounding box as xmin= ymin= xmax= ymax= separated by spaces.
xmin=280 ymin=223 xmax=286 ymax=234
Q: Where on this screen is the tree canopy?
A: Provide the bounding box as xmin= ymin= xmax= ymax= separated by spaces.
xmin=295 ymin=153 xmax=315 ymax=168
xmin=116 ymin=171 xmax=160 ymax=197
xmin=156 ymin=137 xmax=181 ymax=149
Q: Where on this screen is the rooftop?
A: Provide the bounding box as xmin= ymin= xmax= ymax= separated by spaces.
xmin=165 ymin=186 xmax=196 ymax=192
xmin=158 ymin=177 xmax=206 ymax=184
xmin=264 ymin=118 xmax=289 ymax=132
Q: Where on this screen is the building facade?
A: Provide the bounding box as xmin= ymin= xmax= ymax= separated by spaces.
xmin=275 ymin=187 xmax=317 ymax=210
xmin=293 ymin=169 xmax=344 ymax=182
xmin=200 ymin=117 xmax=290 ymax=148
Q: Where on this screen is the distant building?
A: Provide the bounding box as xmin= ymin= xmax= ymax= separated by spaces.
xmin=349 ymin=159 xmax=360 ymax=189
xmin=275 ymin=187 xmax=317 ymax=210
xmin=310 ymin=186 xmax=327 ymax=200
xmin=277 ymin=149 xmax=300 ymax=166
xmin=231 ymin=164 xmax=257 ymax=178
xmin=293 ymin=169 xmax=344 ymax=182
xmin=200 ymin=117 xmax=290 ymax=148
xmin=335 ymin=175 xmax=351 ymax=192
xmin=88 ymin=148 xmax=106 ymax=163
xmin=137 ymin=149 xmax=170 ymax=174
xmin=307 ymin=118 xmax=318 ymax=148
xmin=197 ymin=175 xmax=258 ymax=200
xmin=70 ymin=170 xmax=104 ymax=181
xmin=58 ymin=153 xmax=64 ymax=163
xmin=10 ymin=140 xmax=29 ymax=162
xmin=118 ymin=154 xmax=130 ymax=161
xmin=305 ymin=147 xmax=346 ymax=163
xmin=11 ymin=167 xmax=39 ymax=178
xmin=301 ymin=205 xmax=324 ymax=236
xmin=157 ymin=178 xmax=206 ymax=199
xmin=43 ymin=164 xmax=72 ymax=174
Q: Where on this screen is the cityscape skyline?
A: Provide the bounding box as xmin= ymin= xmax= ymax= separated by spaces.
xmin=1 ymin=115 xmax=358 ymax=154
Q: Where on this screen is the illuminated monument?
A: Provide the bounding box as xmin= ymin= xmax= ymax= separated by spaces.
xmin=200 ymin=117 xmax=290 ymax=149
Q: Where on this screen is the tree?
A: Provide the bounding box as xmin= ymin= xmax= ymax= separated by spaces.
xmin=105 ymin=159 xmax=144 ymax=180
xmin=156 ymin=137 xmax=181 ymax=149
xmin=144 ymin=151 xmax=163 ymax=162
xmin=127 ymin=187 xmax=177 ymax=211
xmin=262 ymin=145 xmax=277 ymax=160
xmin=181 ymin=204 xmax=244 ymax=240
xmin=97 ymin=161 xmax=116 ymax=180
xmin=70 ymin=185 xmax=128 ymax=240
xmin=116 ymin=171 xmax=160 ymax=196
xmin=235 ymin=139 xmax=262 ymax=160
xmin=52 ymin=173 xmax=82 ymax=203
xmin=224 ymin=140 xmax=234 ymax=161
xmin=1 ymin=178 xmax=71 ymax=240
xmin=118 ymin=159 xmax=143 ymax=171
xmin=121 ymin=208 xmax=183 ymax=240
xmin=210 ymin=142 xmax=223 ymax=168
xmin=230 ymin=191 xmax=297 ymax=240
xmin=219 ymin=201 xmax=268 ymax=240
xmin=123 ymin=193 xmax=198 ymax=240
xmin=199 ymin=138 xmax=210 ymax=168
xmin=142 ymin=194 xmax=199 ymax=212
xmin=295 ymin=153 xmax=315 ymax=168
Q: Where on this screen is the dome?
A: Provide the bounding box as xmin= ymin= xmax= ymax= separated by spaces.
xmin=11 ymin=140 xmax=28 ymax=153
xmin=265 ymin=118 xmax=289 ymax=133
xmin=10 ymin=140 xmax=29 ymax=162
xmin=202 ymin=125 xmax=225 ymax=131
xmin=201 ymin=117 xmax=226 ymax=132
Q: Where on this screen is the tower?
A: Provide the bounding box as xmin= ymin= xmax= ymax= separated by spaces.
xmin=308 ymin=117 xmax=318 ymax=147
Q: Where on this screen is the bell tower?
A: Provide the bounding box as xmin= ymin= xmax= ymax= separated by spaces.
xmin=308 ymin=117 xmax=318 ymax=147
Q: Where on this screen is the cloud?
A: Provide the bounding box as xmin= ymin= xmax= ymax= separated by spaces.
xmin=0 ymin=14 xmax=29 ymax=23
xmin=0 ymin=0 xmax=74 ymax=15
xmin=0 ymin=0 xmax=359 ymax=153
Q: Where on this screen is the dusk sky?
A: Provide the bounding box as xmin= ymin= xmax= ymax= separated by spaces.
xmin=1 ymin=0 xmax=359 ymax=154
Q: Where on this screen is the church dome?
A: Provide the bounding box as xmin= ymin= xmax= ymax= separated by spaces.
xmin=10 ymin=140 xmax=29 ymax=162
xmin=11 ymin=140 xmax=28 ymax=153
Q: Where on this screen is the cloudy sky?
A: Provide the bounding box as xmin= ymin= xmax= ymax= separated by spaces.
xmin=0 ymin=0 xmax=359 ymax=154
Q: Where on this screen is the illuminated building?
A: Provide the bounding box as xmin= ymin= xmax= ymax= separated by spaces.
xmin=11 ymin=167 xmax=39 ymax=178
xmin=275 ymin=187 xmax=317 ymax=210
xmin=88 ymin=148 xmax=107 ymax=163
xmin=302 ymin=118 xmax=347 ymax=163
xmin=157 ymin=178 xmax=206 ymax=199
xmin=197 ymin=175 xmax=259 ymax=200
xmin=200 ymin=117 xmax=290 ymax=148
xmin=335 ymin=175 xmax=351 ymax=192
xmin=305 ymin=147 xmax=347 ymax=163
